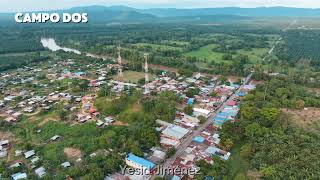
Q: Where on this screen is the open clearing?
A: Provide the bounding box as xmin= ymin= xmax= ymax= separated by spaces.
xmin=282 ymin=108 xmax=320 ymax=133
xmin=184 ymin=44 xmax=224 ymax=62
xmin=64 ymin=147 xmax=82 ymax=160
xmin=184 ymin=44 xmax=268 ymax=63
xmin=112 ymin=71 xmax=155 ymax=83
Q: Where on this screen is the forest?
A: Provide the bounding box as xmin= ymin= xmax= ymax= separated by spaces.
xmin=196 ymin=77 xmax=320 ymax=179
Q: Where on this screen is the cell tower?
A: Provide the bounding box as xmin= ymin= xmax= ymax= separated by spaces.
xmin=144 ymin=53 xmax=150 ymax=94
xmin=144 ymin=53 xmax=149 ymax=82
xmin=117 ymin=45 xmax=123 ymax=81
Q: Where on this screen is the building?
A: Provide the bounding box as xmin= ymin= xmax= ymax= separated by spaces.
xmin=193 ymin=108 xmax=211 ymax=117
xmin=161 ymin=125 xmax=189 ymax=142
xmin=24 ymin=150 xmax=35 ymax=159
xmin=11 ymin=172 xmax=27 ymax=180
xmin=125 ymin=153 xmax=156 ymax=173
xmin=35 ymin=166 xmax=46 ymax=178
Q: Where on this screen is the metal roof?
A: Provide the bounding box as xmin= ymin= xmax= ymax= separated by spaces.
xmin=127 ymin=153 xmax=155 ymax=170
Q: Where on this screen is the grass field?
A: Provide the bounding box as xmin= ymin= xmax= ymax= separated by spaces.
xmin=237 ymin=48 xmax=268 ymax=63
xmin=112 ymin=71 xmax=155 ymax=83
xmin=184 ymin=44 xmax=225 ymax=62
xmin=184 ymin=44 xmax=268 ymax=64
xmin=133 ymin=43 xmax=183 ymax=51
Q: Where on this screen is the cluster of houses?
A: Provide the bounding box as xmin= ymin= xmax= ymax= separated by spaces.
xmin=8 ymin=134 xmax=72 ymax=180
xmin=168 ymin=124 xmax=231 ymax=179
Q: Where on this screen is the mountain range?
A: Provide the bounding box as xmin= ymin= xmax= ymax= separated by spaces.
xmin=1 ymin=5 xmax=320 ymax=24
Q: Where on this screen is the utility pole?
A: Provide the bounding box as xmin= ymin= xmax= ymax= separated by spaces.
xmin=144 ymin=53 xmax=150 ymax=94
xmin=117 ymin=45 xmax=123 ymax=91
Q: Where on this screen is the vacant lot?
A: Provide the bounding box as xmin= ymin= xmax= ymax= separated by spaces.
xmin=282 ymin=108 xmax=320 ymax=133
xmin=112 ymin=71 xmax=154 ymax=83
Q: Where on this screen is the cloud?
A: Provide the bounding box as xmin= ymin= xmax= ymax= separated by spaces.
xmin=0 ymin=0 xmax=320 ymax=12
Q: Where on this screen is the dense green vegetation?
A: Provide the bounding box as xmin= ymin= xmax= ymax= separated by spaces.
xmin=213 ymin=77 xmax=320 ymax=179
xmin=278 ymin=30 xmax=320 ymax=62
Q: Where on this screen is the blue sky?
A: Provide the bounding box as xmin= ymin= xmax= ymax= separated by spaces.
xmin=1 ymin=0 xmax=320 ymax=12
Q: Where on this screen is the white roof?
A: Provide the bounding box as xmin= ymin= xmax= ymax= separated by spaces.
xmin=193 ymin=108 xmax=211 ymax=115
xmin=152 ymin=150 xmax=166 ymax=159
xmin=50 ymin=135 xmax=61 ymax=141
xmin=0 ymin=139 xmax=9 ymax=145
xmin=35 ymin=166 xmax=46 ymax=177
xmin=24 ymin=150 xmax=35 ymax=158
xmin=162 ymin=125 xmax=189 ymax=140
xmin=61 ymin=161 xmax=71 ymax=168
xmin=11 ymin=172 xmax=27 ymax=180
xmin=160 ymin=137 xmax=179 ymax=147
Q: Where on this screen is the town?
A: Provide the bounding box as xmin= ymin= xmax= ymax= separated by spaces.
xmin=0 ymin=44 xmax=258 ymax=180
xmin=1 ymin=3 xmax=320 ymax=180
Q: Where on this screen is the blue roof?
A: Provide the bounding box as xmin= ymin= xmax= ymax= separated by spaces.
xmin=127 ymin=153 xmax=155 ymax=169
xmin=214 ymin=117 xmax=228 ymax=121
xmin=187 ymin=98 xmax=194 ymax=105
xmin=205 ymin=176 xmax=214 ymax=180
xmin=237 ymin=91 xmax=247 ymax=97
xmin=75 ymin=72 xmax=85 ymax=76
xmin=193 ymin=136 xmax=205 ymax=143
xmin=172 ymin=175 xmax=181 ymax=180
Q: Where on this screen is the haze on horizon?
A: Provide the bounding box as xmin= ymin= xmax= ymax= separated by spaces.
xmin=1 ymin=0 xmax=320 ymax=13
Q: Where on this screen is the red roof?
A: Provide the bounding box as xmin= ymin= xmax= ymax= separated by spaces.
xmin=89 ymin=108 xmax=97 ymax=113
xmin=227 ymin=100 xmax=237 ymax=106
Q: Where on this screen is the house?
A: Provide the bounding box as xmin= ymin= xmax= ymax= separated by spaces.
xmin=193 ymin=108 xmax=211 ymax=117
xmin=23 ymin=107 xmax=35 ymax=113
xmin=193 ymin=136 xmax=205 ymax=143
xmin=61 ymin=161 xmax=71 ymax=168
xmin=0 ymin=140 xmax=9 ymax=148
xmin=5 ymin=117 xmax=16 ymax=123
xmin=226 ymin=100 xmax=237 ymax=106
xmin=161 ymin=125 xmax=189 ymax=141
xmin=24 ymin=150 xmax=35 ymax=159
xmin=187 ymin=98 xmax=195 ymax=105
xmin=50 ymin=135 xmax=61 ymax=141
xmin=12 ymin=112 xmax=22 ymax=119
xmin=104 ymin=117 xmax=115 ymax=124
xmin=96 ymin=120 xmax=105 ymax=127
xmin=15 ymin=150 xmax=23 ymax=156
xmin=4 ymin=96 xmax=17 ymax=101
xmin=125 ymin=153 xmax=156 ymax=173
xmin=35 ymin=166 xmax=46 ymax=178
xmin=31 ymin=156 xmax=40 ymax=164
xmin=9 ymin=162 xmax=22 ymax=169
xmin=160 ymin=137 xmax=180 ymax=148
xmin=11 ymin=172 xmax=27 ymax=180
xmin=74 ymin=72 xmax=86 ymax=77
xmin=0 ymin=150 xmax=7 ymax=158
xmin=150 ymin=149 xmax=166 ymax=163
xmin=205 ymin=146 xmax=231 ymax=160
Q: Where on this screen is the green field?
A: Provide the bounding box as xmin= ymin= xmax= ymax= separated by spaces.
xmin=184 ymin=44 xmax=225 ymax=62
xmin=184 ymin=44 xmax=268 ymax=63
xmin=113 ymin=71 xmax=155 ymax=83
xmin=133 ymin=43 xmax=183 ymax=51
xmin=237 ymin=48 xmax=268 ymax=63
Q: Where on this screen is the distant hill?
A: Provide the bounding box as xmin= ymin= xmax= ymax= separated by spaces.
xmin=1 ymin=6 xmax=320 ymax=25
xmin=133 ymin=7 xmax=320 ymax=17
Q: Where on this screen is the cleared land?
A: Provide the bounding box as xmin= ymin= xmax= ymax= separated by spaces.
xmin=184 ymin=44 xmax=224 ymax=62
xmin=112 ymin=71 xmax=155 ymax=83
xmin=282 ymin=108 xmax=320 ymax=133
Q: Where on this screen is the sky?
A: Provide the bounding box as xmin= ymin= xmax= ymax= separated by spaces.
xmin=1 ymin=0 xmax=320 ymax=13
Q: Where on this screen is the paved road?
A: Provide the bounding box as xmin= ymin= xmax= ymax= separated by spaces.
xmin=154 ymin=72 xmax=253 ymax=178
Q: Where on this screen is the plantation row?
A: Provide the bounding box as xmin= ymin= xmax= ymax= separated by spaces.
xmin=279 ymin=30 xmax=320 ymax=62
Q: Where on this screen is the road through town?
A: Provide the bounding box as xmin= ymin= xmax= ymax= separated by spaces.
xmin=153 ymin=72 xmax=253 ymax=178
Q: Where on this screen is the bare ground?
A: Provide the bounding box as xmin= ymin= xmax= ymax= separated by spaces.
xmin=64 ymin=147 xmax=82 ymax=160
xmin=281 ymin=108 xmax=320 ymax=133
